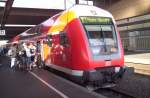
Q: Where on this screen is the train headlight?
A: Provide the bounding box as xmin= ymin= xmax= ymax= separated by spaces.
xmin=91 ymin=45 xmax=107 ymax=55
xmin=92 ymin=48 xmax=99 ymax=55
xmin=115 ymin=67 xmax=120 ymax=73
xmin=111 ymin=47 xmax=117 ymax=53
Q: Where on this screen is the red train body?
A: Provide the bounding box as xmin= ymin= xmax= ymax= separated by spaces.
xmin=12 ymin=5 xmax=127 ymax=86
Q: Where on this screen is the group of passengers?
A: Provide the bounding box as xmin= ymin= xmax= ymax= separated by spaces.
xmin=8 ymin=42 xmax=40 ymax=71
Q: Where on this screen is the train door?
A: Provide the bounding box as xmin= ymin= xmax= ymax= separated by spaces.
xmin=50 ymin=33 xmax=61 ymax=65
xmin=36 ymin=41 xmax=43 ymax=67
xmin=41 ymin=36 xmax=52 ymax=65
xmin=59 ymin=32 xmax=71 ymax=68
xmin=41 ymin=32 xmax=71 ymax=68
xmin=50 ymin=32 xmax=71 ymax=68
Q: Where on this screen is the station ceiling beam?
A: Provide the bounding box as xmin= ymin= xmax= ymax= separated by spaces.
xmin=0 ymin=0 xmax=14 ymax=30
xmin=75 ymin=0 xmax=79 ymax=4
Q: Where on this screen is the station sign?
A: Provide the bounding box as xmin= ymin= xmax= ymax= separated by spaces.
xmin=0 ymin=30 xmax=6 ymax=36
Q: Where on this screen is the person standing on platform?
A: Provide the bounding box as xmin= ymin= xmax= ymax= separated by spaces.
xmin=17 ymin=42 xmax=26 ymax=70
xmin=9 ymin=43 xmax=17 ymax=68
xmin=36 ymin=41 xmax=42 ymax=68
xmin=29 ymin=43 xmax=36 ymax=68
xmin=24 ymin=43 xmax=32 ymax=70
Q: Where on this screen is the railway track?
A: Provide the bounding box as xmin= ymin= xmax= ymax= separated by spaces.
xmin=84 ymin=84 xmax=135 ymax=98
xmin=95 ymin=88 xmax=135 ymax=98
xmin=46 ymin=67 xmax=133 ymax=98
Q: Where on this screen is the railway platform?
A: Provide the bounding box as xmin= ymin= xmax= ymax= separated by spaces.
xmin=125 ymin=53 xmax=150 ymax=75
xmin=0 ymin=56 xmax=105 ymax=98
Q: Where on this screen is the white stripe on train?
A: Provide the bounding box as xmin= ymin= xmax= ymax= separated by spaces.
xmin=46 ymin=63 xmax=84 ymax=76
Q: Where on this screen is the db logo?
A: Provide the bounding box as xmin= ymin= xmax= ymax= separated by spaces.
xmin=105 ymin=61 xmax=111 ymax=66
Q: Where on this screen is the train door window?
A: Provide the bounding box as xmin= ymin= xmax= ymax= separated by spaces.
xmin=60 ymin=33 xmax=68 ymax=47
xmin=47 ymin=34 xmax=52 ymax=47
xmin=36 ymin=41 xmax=41 ymax=53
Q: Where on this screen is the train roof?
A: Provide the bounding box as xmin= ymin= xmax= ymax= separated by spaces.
xmin=68 ymin=4 xmax=113 ymax=18
xmin=11 ymin=5 xmax=115 ymax=42
xmin=41 ymin=5 xmax=114 ymax=25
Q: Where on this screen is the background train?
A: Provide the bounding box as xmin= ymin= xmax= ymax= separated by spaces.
xmin=12 ymin=5 xmax=129 ymax=87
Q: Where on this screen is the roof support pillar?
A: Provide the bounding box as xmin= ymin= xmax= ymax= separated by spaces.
xmin=75 ymin=0 xmax=79 ymax=4
xmin=0 ymin=0 xmax=14 ymax=30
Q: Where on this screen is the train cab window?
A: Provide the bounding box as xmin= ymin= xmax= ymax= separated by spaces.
xmin=101 ymin=25 xmax=116 ymax=46
xmin=80 ymin=17 xmax=118 ymax=56
xmin=60 ymin=33 xmax=68 ymax=47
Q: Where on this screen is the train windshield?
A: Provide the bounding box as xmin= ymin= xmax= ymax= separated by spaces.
xmin=80 ymin=16 xmax=118 ymax=56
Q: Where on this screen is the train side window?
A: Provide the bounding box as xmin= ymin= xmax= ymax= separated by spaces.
xmin=47 ymin=34 xmax=52 ymax=46
xmin=60 ymin=33 xmax=68 ymax=47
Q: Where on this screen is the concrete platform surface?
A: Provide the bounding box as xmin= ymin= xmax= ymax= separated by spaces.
xmin=125 ymin=53 xmax=150 ymax=75
xmin=125 ymin=62 xmax=150 ymax=75
xmin=125 ymin=53 xmax=150 ymax=64
xmin=0 ymin=67 xmax=105 ymax=98
xmin=0 ymin=55 xmax=106 ymax=98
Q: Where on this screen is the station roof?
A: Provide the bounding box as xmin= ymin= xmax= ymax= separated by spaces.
xmin=0 ymin=0 xmax=66 ymax=39
xmin=0 ymin=0 xmax=119 ymax=40
xmin=0 ymin=7 xmax=63 ymax=39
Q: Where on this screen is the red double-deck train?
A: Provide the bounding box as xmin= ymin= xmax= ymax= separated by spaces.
xmin=12 ymin=5 xmax=129 ymax=86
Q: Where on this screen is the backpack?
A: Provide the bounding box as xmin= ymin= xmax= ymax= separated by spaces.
xmin=30 ymin=49 xmax=34 ymax=54
xmin=22 ymin=50 xmax=27 ymax=57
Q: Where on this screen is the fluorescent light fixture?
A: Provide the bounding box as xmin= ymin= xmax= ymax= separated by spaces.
xmin=0 ymin=40 xmax=8 ymax=46
xmin=0 ymin=2 xmax=5 ymax=7
xmin=12 ymin=0 xmax=75 ymax=9
xmin=0 ymin=24 xmax=36 ymax=27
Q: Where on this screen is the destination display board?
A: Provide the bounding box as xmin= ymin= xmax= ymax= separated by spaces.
xmin=80 ymin=17 xmax=112 ymax=24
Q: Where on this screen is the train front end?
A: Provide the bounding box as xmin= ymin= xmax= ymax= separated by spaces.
xmin=69 ymin=5 xmax=129 ymax=86
xmin=80 ymin=16 xmax=126 ymax=86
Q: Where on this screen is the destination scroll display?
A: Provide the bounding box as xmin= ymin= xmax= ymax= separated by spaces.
xmin=80 ymin=17 xmax=113 ymax=24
